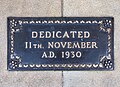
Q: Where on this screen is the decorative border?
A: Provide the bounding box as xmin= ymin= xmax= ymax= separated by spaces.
xmin=8 ymin=18 xmax=113 ymax=70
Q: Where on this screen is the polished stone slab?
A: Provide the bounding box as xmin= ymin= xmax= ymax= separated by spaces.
xmin=63 ymin=0 xmax=120 ymax=87
xmin=0 ymin=0 xmax=62 ymax=87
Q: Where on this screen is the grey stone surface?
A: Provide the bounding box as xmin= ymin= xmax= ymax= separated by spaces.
xmin=63 ymin=0 xmax=120 ymax=87
xmin=0 ymin=0 xmax=120 ymax=87
xmin=0 ymin=0 xmax=62 ymax=87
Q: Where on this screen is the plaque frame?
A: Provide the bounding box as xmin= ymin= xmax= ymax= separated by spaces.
xmin=7 ymin=17 xmax=114 ymax=71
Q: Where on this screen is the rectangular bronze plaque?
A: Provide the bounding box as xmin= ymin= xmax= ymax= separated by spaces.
xmin=7 ymin=17 xmax=114 ymax=71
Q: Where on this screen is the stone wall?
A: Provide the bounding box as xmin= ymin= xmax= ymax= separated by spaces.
xmin=0 ymin=0 xmax=120 ymax=87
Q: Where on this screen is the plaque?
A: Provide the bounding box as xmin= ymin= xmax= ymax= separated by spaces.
xmin=7 ymin=17 xmax=114 ymax=71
